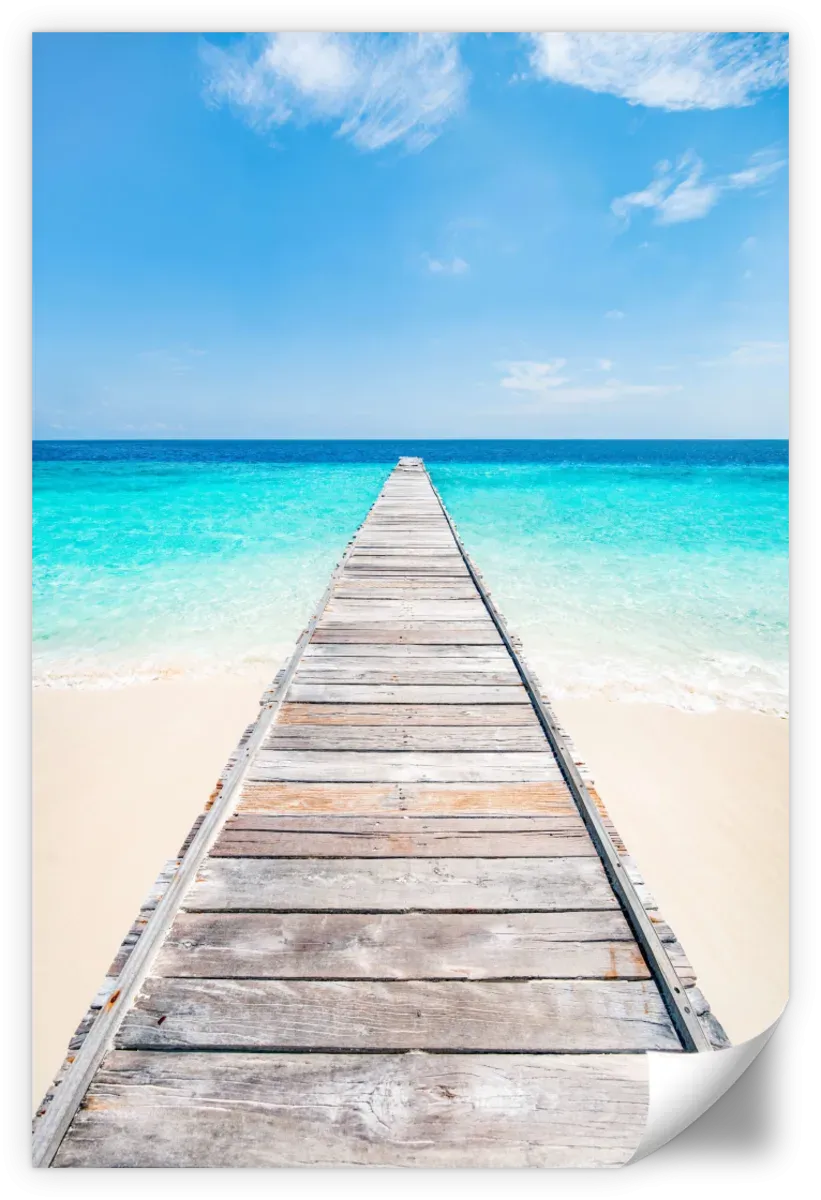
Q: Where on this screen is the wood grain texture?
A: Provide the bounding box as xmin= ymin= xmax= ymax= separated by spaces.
xmin=115 ymin=977 xmax=678 ymax=1051
xmin=263 ymin=726 xmax=547 ymax=751
xmin=312 ymin=623 xmax=502 ymax=644
xmin=350 ymin=546 xmax=456 ymax=552
xmin=210 ymin=827 xmax=593 ymax=858
xmin=347 ymin=547 xmax=463 ymax=557
xmin=156 ymin=910 xmax=647 ymax=979
xmin=303 ymin=644 xmax=511 ymax=658
xmin=292 ymin=665 xmax=520 ymax=685
xmin=296 ymin=653 xmax=518 ymax=672
xmin=334 ymin=586 xmax=479 ymax=599
xmin=286 ymin=685 xmax=530 ymax=705
xmin=277 ymin=702 xmax=539 ymax=725
xmin=53 ymin=1051 xmax=648 ymax=1168
xmin=249 ymin=749 xmax=562 ymax=782
xmin=342 ymin=561 xmax=470 ymax=576
xmin=226 ymin=814 xmax=588 ymax=833
xmin=185 ymin=855 xmax=619 ymax=911
xmin=237 ymin=780 xmax=579 ymax=813
xmin=324 ymin=600 xmax=488 ymax=620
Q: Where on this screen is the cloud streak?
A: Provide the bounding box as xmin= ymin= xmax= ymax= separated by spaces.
xmin=611 ymin=149 xmax=786 ymax=228
xmin=499 ymin=360 xmax=570 ymax=392
xmin=701 ymin=341 xmax=788 ymax=367
xmin=201 ymin=33 xmax=467 ymax=152
xmin=498 ymin=359 xmax=680 ymax=405
xmin=525 ymin=33 xmax=788 ymax=111
xmin=425 ymin=254 xmax=469 ymax=276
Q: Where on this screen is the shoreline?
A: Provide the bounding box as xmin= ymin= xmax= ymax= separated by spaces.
xmin=33 ymin=667 xmax=788 ymax=1106
xmin=31 ymin=656 xmax=789 ymax=720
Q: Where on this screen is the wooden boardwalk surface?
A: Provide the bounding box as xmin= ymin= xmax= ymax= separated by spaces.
xmin=34 ymin=458 xmax=727 ymax=1168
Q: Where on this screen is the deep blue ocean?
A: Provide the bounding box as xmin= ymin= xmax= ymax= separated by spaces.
xmin=33 ymin=440 xmax=788 ymax=713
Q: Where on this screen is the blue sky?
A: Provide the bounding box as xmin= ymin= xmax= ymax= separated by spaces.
xmin=33 ymin=32 xmax=789 ymax=438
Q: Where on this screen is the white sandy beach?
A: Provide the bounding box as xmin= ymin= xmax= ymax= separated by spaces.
xmin=33 ymin=672 xmax=788 ymax=1106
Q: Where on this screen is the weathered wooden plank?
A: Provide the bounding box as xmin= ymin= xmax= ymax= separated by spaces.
xmin=237 ymin=781 xmax=579 ymax=814
xmin=292 ymin=666 xmax=520 ymax=685
xmin=226 ymin=814 xmax=587 ymax=833
xmin=337 ymin=579 xmax=478 ymax=590
xmin=345 ymin=550 xmax=467 ymax=561
xmin=348 ymin=547 xmax=462 ymax=557
xmin=334 ymin=586 xmax=478 ymax=599
xmin=665 ymin=942 xmax=697 ymax=987
xmin=211 ymin=827 xmax=593 ymax=857
xmin=351 ymin=546 xmax=459 ymax=555
xmin=116 ymin=978 xmax=678 ymax=1052
xmin=263 ymin=726 xmax=549 ymax=751
xmin=298 ymin=653 xmax=515 ymax=670
xmin=156 ymin=911 xmax=647 ymax=979
xmin=277 ymin=702 xmax=539 ymax=725
xmin=54 ymin=1050 xmax=647 ymax=1169
xmin=335 ymin=574 xmax=474 ymax=584
xmin=681 ymin=986 xmax=730 ymax=1047
xmin=345 ymin=558 xmax=465 ymax=569
xmin=328 ymin=593 xmax=481 ymax=604
xmin=325 ymin=600 xmax=488 ymax=619
xmin=286 ymin=685 xmax=529 ymax=704
xmin=312 ymin=622 xmax=501 ymax=644
xmin=303 ymin=643 xmax=511 ymax=659
xmin=185 ymin=855 xmax=618 ymax=911
xmin=342 ymin=564 xmax=470 ymax=576
xmin=249 ymin=749 xmax=562 ymax=782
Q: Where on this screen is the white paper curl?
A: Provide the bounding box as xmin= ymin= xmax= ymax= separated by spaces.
xmin=631 ymin=1013 xmax=783 ymax=1162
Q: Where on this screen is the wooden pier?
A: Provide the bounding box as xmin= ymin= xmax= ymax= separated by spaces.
xmin=34 ymin=458 xmax=727 ymax=1168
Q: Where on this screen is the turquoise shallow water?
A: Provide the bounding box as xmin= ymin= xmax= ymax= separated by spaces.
xmin=33 ymin=441 xmax=788 ymax=714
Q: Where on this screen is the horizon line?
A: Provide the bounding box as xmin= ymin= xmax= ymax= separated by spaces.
xmin=32 ymin=435 xmax=790 ymax=444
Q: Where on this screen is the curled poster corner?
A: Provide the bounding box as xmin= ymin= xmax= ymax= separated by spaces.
xmin=630 ymin=1011 xmax=784 ymax=1163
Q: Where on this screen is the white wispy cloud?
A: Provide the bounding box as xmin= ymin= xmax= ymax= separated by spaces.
xmin=499 ymin=360 xmax=570 ymax=392
xmin=498 ymin=359 xmax=680 ymax=404
xmin=509 ymin=379 xmax=682 ymax=407
xmin=702 ymin=341 xmax=788 ymax=367
xmin=605 ymin=310 xmax=625 ymax=320
xmin=611 ymin=148 xmax=786 ymax=228
xmin=425 ymin=254 xmax=469 ymax=276
xmin=524 ymin=33 xmax=788 ymax=111
xmin=727 ymin=152 xmax=787 ymax=189
xmin=201 ymin=33 xmax=467 ymax=152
